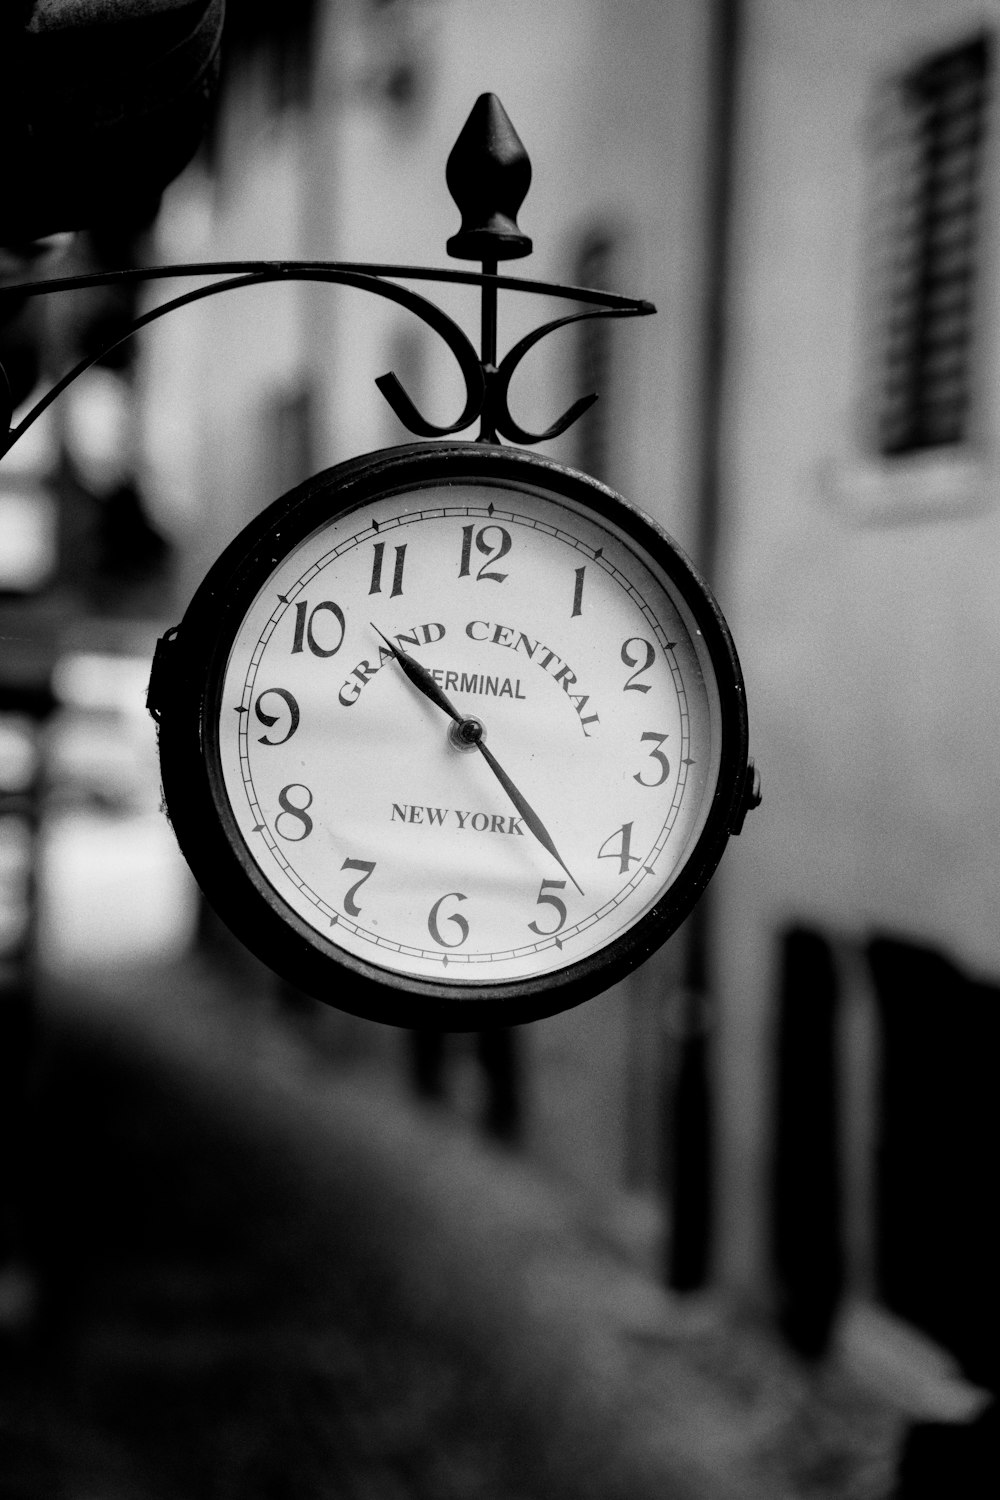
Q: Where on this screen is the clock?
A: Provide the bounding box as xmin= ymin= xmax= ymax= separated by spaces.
xmin=149 ymin=442 xmax=757 ymax=1029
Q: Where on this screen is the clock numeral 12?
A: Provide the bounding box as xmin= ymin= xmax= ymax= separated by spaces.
xmin=458 ymin=523 xmax=511 ymax=583
xmin=369 ymin=541 xmax=406 ymax=597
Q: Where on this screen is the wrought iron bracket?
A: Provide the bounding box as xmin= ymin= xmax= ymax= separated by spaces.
xmin=0 ymin=94 xmax=654 ymax=462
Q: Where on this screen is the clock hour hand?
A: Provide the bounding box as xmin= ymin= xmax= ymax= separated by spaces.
xmin=372 ymin=625 xmax=463 ymax=724
xmin=373 ymin=623 xmax=584 ymax=896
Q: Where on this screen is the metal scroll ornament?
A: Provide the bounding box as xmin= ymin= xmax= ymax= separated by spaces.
xmin=0 ymin=94 xmax=654 ymax=457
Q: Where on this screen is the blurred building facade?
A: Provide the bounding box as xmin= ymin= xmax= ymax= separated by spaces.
xmin=5 ymin=0 xmax=996 ymax=1429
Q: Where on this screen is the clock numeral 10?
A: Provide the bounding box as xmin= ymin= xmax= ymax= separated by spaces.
xmin=291 ymin=600 xmax=346 ymax=657
xmin=458 ymin=523 xmax=511 ymax=583
xmin=369 ymin=541 xmax=407 ymax=597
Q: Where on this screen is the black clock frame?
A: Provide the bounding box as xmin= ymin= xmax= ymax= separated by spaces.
xmin=149 ymin=441 xmax=750 ymax=1029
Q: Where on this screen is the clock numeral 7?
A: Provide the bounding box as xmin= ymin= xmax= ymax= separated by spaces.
xmin=528 ymin=878 xmax=568 ymax=936
xmin=458 ymin=523 xmax=511 ymax=582
xmin=428 ymin=891 xmax=469 ymax=947
xmin=340 ymin=858 xmax=375 ymax=917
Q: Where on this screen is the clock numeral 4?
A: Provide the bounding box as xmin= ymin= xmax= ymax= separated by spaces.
xmin=633 ymin=732 xmax=670 ymax=788
xmin=528 ymin=878 xmax=568 ymax=936
xmin=254 ymin=687 xmax=299 ymax=745
xmin=597 ymin=821 xmax=640 ymax=875
xmin=275 ymin=784 xmax=314 ymax=841
xmin=458 ymin=523 xmax=511 ymax=583
xmin=340 ymin=858 xmax=375 ymax=916
xmin=369 ymin=541 xmax=407 ymax=597
xmin=428 ymin=892 xmax=469 ymax=947
xmin=291 ymin=600 xmax=346 ymax=657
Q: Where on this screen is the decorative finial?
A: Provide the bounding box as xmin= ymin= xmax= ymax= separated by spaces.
xmin=446 ymin=94 xmax=532 ymax=262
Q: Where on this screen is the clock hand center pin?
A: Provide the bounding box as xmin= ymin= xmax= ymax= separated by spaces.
xmin=371 ymin=624 xmax=584 ymax=896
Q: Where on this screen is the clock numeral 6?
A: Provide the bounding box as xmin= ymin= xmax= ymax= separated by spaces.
xmin=291 ymin=599 xmax=346 ymax=658
xmin=428 ymin=891 xmax=469 ymax=947
xmin=528 ymin=878 xmax=568 ymax=936
xmin=458 ymin=523 xmax=511 ymax=583
xmin=340 ymin=857 xmax=375 ymax=916
xmin=633 ymin=732 xmax=670 ymax=788
xmin=621 ymin=637 xmax=655 ymax=692
xmin=254 ymin=687 xmax=299 ymax=745
xmin=597 ymin=821 xmax=640 ymax=875
xmin=275 ymin=783 xmax=314 ymax=841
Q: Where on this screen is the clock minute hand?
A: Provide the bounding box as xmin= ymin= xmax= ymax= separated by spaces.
xmin=372 ymin=624 xmax=584 ymax=897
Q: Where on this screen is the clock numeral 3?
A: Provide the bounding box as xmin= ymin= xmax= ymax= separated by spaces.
xmin=621 ymin=637 xmax=655 ymax=692
xmin=291 ymin=600 xmax=346 ymax=657
xmin=275 ymin=783 xmax=314 ymax=841
xmin=340 ymin=857 xmax=375 ymax=916
xmin=254 ymin=688 xmax=299 ymax=745
xmin=369 ymin=541 xmax=407 ymax=597
xmin=528 ymin=878 xmax=568 ymax=936
xmin=458 ymin=523 xmax=511 ymax=583
xmin=633 ymin=732 xmax=670 ymax=787
xmin=597 ymin=821 xmax=640 ymax=875
xmin=428 ymin=891 xmax=469 ymax=947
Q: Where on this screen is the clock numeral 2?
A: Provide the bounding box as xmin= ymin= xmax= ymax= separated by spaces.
xmin=275 ymin=784 xmax=313 ymax=841
xmin=369 ymin=541 xmax=406 ymax=597
xmin=621 ymin=637 xmax=655 ymax=692
xmin=291 ymin=600 xmax=346 ymax=657
xmin=458 ymin=523 xmax=511 ymax=583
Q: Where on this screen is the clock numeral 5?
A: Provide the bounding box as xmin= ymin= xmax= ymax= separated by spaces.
xmin=528 ymin=878 xmax=568 ymax=936
xmin=428 ymin=891 xmax=469 ymax=947
xmin=275 ymin=784 xmax=314 ymax=841
xmin=458 ymin=523 xmax=511 ymax=583
xmin=340 ymin=858 xmax=375 ymax=917
xmin=633 ymin=732 xmax=670 ymax=787
xmin=291 ymin=599 xmax=346 ymax=657
xmin=254 ymin=687 xmax=299 ymax=745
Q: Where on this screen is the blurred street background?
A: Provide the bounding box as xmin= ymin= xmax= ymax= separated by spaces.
xmin=1 ymin=2 xmax=997 ymax=1495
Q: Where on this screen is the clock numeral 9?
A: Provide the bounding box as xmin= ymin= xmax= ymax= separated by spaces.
xmin=458 ymin=523 xmax=511 ymax=583
xmin=427 ymin=891 xmax=469 ymax=947
xmin=275 ymin=783 xmax=314 ymax=841
xmin=528 ymin=878 xmax=567 ymax=936
xmin=621 ymin=637 xmax=655 ymax=692
xmin=254 ymin=687 xmax=299 ymax=745
xmin=633 ymin=732 xmax=670 ymax=787
xmin=291 ymin=599 xmax=346 ymax=657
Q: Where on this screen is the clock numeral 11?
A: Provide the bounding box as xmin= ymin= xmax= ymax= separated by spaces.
xmin=369 ymin=541 xmax=407 ymax=597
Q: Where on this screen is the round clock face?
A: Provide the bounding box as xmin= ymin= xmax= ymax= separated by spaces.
xmin=154 ymin=444 xmax=750 ymax=1027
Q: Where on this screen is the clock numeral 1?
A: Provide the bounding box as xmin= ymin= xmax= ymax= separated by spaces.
xmin=275 ymin=784 xmax=314 ymax=841
xmin=291 ymin=600 xmax=346 ymax=658
xmin=458 ymin=523 xmax=511 ymax=583
xmin=571 ymin=566 xmax=585 ymax=617
xmin=633 ymin=732 xmax=670 ymax=788
xmin=597 ymin=821 xmax=640 ymax=875
xmin=369 ymin=541 xmax=407 ymax=597
xmin=340 ymin=858 xmax=375 ymax=916
xmin=427 ymin=891 xmax=469 ymax=947
xmin=528 ymin=878 xmax=568 ymax=936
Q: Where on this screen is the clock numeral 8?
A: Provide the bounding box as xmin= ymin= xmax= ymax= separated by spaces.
xmin=428 ymin=891 xmax=469 ymax=947
xmin=275 ymin=783 xmax=314 ymax=841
